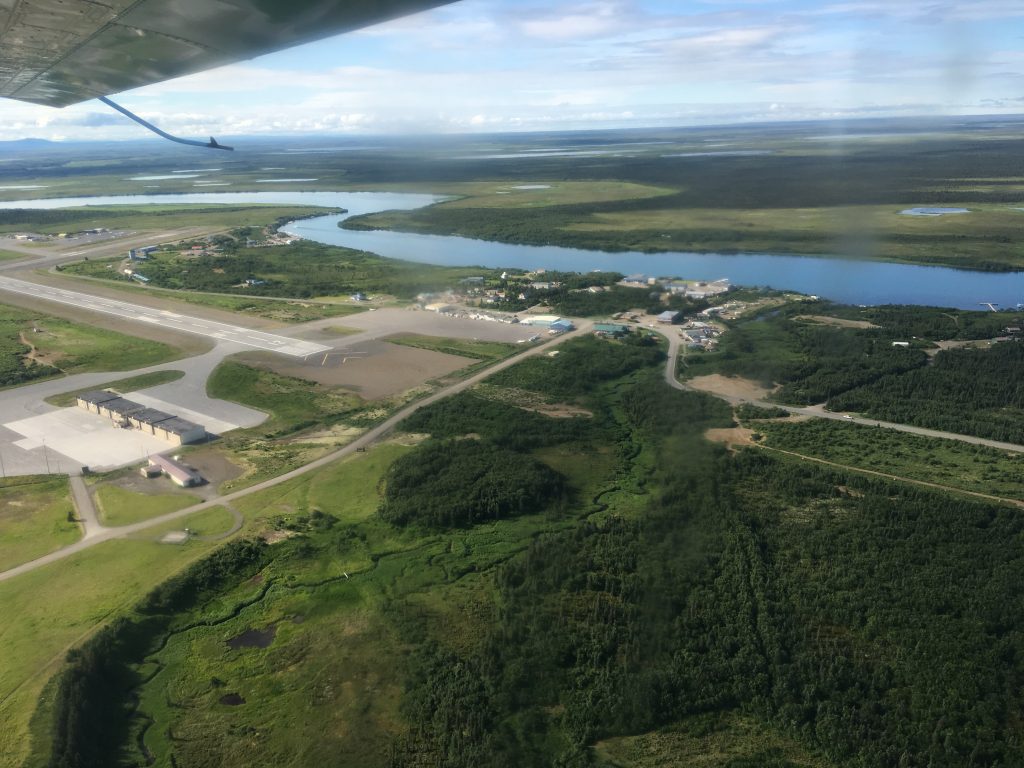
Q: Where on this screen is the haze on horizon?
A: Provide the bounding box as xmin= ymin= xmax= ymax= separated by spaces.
xmin=1 ymin=0 xmax=1023 ymax=143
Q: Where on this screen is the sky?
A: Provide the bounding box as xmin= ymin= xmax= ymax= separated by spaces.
xmin=2 ymin=0 xmax=1024 ymax=141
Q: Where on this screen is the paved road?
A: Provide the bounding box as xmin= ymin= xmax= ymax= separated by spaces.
xmin=68 ymin=475 xmax=104 ymax=540
xmin=7 ymin=315 xmax=1021 ymax=585
xmin=0 ymin=323 xmax=592 ymax=584
xmin=0 ymin=275 xmax=330 ymax=358
xmin=653 ymin=325 xmax=1024 ymax=455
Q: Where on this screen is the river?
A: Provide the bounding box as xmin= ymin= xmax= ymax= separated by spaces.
xmin=2 ymin=190 xmax=1023 ymax=310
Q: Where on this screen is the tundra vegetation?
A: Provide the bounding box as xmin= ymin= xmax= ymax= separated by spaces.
xmin=0 ymin=304 xmax=180 ymax=388
xmin=31 ymin=332 xmax=1024 ymax=768
xmin=7 ymin=122 xmax=1024 ymax=767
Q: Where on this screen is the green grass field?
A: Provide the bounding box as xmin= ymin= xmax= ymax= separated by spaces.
xmin=160 ymin=293 xmax=365 ymax=323
xmin=130 ymin=439 xmax=586 ymax=768
xmin=0 ymin=523 xmax=233 ymax=768
xmin=44 ymin=370 xmax=184 ymax=407
xmin=12 ymin=308 xmax=180 ymax=374
xmin=0 ymin=477 xmax=78 ymax=573
xmin=93 ymin=486 xmax=198 ymax=526
xmin=70 ymin=282 xmax=365 ymax=324
xmin=207 ymin=361 xmax=364 ymax=438
xmin=0 ymin=303 xmax=182 ymax=391
xmin=62 ymin=241 xmax=490 ymax=301
xmin=142 ymin=506 xmax=239 ymax=540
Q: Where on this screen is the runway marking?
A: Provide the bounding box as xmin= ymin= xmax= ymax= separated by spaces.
xmin=0 ymin=276 xmax=330 ymax=358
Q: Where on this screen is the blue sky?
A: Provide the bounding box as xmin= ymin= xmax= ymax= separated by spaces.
xmin=3 ymin=0 xmax=1024 ymax=141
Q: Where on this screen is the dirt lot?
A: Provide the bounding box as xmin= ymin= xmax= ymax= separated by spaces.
xmin=95 ymin=468 xmax=174 ymax=496
xmin=178 ymin=446 xmax=245 ymax=492
xmin=687 ymin=374 xmax=776 ymax=402
xmin=91 ymin=447 xmax=243 ymax=499
xmin=704 ymin=426 xmax=756 ymax=449
xmin=519 ymin=403 xmax=593 ymax=418
xmin=925 ymin=338 xmax=995 ymax=358
xmin=794 ymin=314 xmax=880 ymax=329
xmin=239 ymin=339 xmax=472 ymax=399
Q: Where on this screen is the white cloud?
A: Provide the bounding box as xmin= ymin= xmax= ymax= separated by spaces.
xmin=2 ymin=0 xmax=1024 ymax=142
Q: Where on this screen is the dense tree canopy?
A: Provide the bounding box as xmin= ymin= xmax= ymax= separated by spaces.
xmin=379 ymin=440 xmax=565 ymax=529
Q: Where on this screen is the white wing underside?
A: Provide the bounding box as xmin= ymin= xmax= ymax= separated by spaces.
xmin=0 ymin=0 xmax=455 ymax=107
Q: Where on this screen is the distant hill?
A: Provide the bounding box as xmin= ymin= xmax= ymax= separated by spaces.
xmin=0 ymin=138 xmax=57 ymax=147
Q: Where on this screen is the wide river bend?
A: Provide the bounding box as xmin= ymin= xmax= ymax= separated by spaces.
xmin=2 ymin=190 xmax=1022 ymax=310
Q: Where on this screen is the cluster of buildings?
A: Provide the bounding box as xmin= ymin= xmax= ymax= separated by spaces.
xmin=519 ymin=315 xmax=575 ymax=333
xmin=420 ymin=302 xmax=521 ymax=324
xmin=594 ymin=322 xmax=631 ymax=337
xmin=680 ymin=322 xmax=723 ymax=350
xmin=128 ymin=246 xmax=158 ymax=260
xmin=620 ymin=275 xmax=732 ymax=300
xmin=76 ymin=390 xmax=206 ymax=447
xmin=140 ymin=454 xmax=204 ymax=487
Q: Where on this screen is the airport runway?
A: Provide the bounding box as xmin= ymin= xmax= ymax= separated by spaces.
xmin=0 ymin=276 xmax=330 ymax=358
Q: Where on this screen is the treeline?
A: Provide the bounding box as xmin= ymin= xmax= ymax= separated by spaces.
xmin=0 ymin=208 xmax=101 ymax=229
xmin=860 ymin=305 xmax=1024 ymax=341
xmin=688 ymin=304 xmax=1024 ymax=443
xmin=830 ymin=340 xmax=1024 ymax=443
xmin=393 ymin=445 xmax=1024 ymax=767
xmin=67 ymin=242 xmax=486 ymax=300
xmin=687 ymin=305 xmax=929 ymax=404
xmin=489 ymin=334 xmax=664 ymax=397
xmin=48 ymin=539 xmax=269 ymax=768
xmin=735 ymin=403 xmax=791 ymax=420
xmin=388 ymin=335 xmax=1024 ymax=766
xmin=379 ymin=440 xmax=565 ymax=529
xmin=400 ymin=391 xmax=600 ymax=451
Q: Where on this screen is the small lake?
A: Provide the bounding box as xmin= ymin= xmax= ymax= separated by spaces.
xmin=2 ymin=190 xmax=1023 ymax=310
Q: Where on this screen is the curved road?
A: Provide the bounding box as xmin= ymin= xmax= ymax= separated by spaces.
xmin=6 ymin=318 xmax=1022 ymax=585
xmin=0 ymin=323 xmax=592 ymax=584
xmin=655 ymin=325 xmax=1024 ymax=454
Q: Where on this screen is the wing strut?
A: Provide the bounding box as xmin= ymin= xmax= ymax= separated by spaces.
xmin=99 ymin=97 xmax=233 ymax=151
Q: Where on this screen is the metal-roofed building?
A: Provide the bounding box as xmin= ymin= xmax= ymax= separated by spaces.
xmin=521 ymin=314 xmax=562 ymax=327
xmin=76 ymin=392 xmax=206 ymax=446
xmin=594 ymin=323 xmax=631 ymax=337
xmin=148 ymin=454 xmax=203 ymax=487
xmin=128 ymin=408 xmax=175 ymax=434
xmin=76 ymin=390 xmax=119 ymax=414
xmin=154 ymin=417 xmax=206 ymax=446
xmin=98 ymin=397 xmax=147 ymax=421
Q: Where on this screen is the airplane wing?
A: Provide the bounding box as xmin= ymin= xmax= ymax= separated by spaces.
xmin=0 ymin=0 xmax=457 ymax=108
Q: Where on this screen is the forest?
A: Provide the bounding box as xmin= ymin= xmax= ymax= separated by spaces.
xmin=829 ymin=340 xmax=1024 ymax=443
xmin=379 ymin=440 xmax=565 ymax=529
xmin=36 ymin=326 xmax=1024 ymax=768
xmin=392 ymin=397 xmax=1024 ymax=767
xmin=688 ymin=302 xmax=1024 ymax=441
